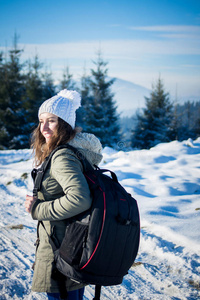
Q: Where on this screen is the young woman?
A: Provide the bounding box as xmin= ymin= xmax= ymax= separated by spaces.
xmin=25 ymin=89 xmax=103 ymax=300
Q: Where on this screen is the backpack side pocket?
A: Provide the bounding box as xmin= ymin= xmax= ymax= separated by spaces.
xmin=59 ymin=222 xmax=88 ymax=267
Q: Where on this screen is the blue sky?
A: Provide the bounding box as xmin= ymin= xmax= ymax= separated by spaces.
xmin=0 ymin=0 xmax=200 ymax=100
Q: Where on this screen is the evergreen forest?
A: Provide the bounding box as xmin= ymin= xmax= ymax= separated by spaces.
xmin=0 ymin=38 xmax=199 ymax=150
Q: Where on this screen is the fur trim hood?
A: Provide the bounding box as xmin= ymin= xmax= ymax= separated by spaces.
xmin=68 ymin=132 xmax=103 ymax=166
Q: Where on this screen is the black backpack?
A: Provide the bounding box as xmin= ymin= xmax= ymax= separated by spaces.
xmin=32 ymin=144 xmax=140 ymax=300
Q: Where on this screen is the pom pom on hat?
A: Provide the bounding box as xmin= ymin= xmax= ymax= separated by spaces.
xmin=38 ymin=89 xmax=81 ymax=128
xmin=57 ymin=89 xmax=81 ymax=111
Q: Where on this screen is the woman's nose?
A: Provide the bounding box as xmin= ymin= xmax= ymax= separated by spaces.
xmin=43 ymin=121 xmax=49 ymax=131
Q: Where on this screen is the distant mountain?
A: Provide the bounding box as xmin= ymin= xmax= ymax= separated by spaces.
xmin=111 ymin=78 xmax=151 ymax=117
xmin=74 ymin=77 xmax=151 ymax=117
xmin=111 ymin=78 xmax=200 ymax=117
xmin=76 ymin=77 xmax=199 ymax=118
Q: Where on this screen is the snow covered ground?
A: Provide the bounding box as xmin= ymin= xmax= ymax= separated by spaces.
xmin=0 ymin=138 xmax=200 ymax=300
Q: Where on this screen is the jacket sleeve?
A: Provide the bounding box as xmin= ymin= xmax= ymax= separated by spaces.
xmin=31 ymin=149 xmax=92 ymax=221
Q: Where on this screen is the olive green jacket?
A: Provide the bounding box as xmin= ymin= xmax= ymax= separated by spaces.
xmin=31 ymin=133 xmax=102 ymax=293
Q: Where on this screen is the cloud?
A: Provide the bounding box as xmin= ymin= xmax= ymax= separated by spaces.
xmin=128 ymin=25 xmax=200 ymax=33
xmin=8 ymin=24 xmax=196 ymax=62
xmin=5 ymin=36 xmax=196 ymax=63
xmin=128 ymin=25 xmax=200 ymax=40
xmin=0 ymin=27 xmax=198 ymax=98
xmin=158 ymin=33 xmax=200 ymax=39
xmin=1 ymin=25 xmax=199 ymax=63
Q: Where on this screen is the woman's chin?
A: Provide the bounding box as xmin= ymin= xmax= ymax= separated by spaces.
xmin=45 ymin=137 xmax=51 ymax=144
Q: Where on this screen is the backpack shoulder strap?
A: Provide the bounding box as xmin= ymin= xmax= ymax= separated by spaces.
xmin=33 ymin=143 xmax=93 ymax=196
xmin=39 ymin=221 xmax=57 ymax=252
xmin=93 ymin=285 xmax=102 ymax=300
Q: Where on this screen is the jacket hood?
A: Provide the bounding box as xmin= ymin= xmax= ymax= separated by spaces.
xmin=68 ymin=132 xmax=103 ymax=166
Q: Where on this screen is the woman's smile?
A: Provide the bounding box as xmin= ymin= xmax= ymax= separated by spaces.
xmin=39 ymin=112 xmax=58 ymax=144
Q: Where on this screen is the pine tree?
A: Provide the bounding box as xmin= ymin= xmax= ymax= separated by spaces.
xmin=23 ymin=55 xmax=44 ymax=127
xmin=0 ymin=51 xmax=8 ymax=148
xmin=22 ymin=57 xmax=56 ymax=144
xmin=132 ymin=77 xmax=174 ymax=149
xmin=174 ymin=101 xmax=200 ymax=141
xmin=194 ymin=102 xmax=200 ymax=137
xmin=0 ymin=34 xmax=26 ymax=149
xmin=196 ymin=117 xmax=200 ymax=137
xmin=76 ymin=69 xmax=92 ymax=129
xmin=83 ymin=52 xmax=120 ymax=147
xmin=42 ymin=68 xmax=55 ymax=100
xmin=60 ymin=66 xmax=76 ymax=90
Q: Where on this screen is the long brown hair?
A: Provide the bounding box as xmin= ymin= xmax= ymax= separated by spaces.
xmin=31 ymin=117 xmax=77 ymax=166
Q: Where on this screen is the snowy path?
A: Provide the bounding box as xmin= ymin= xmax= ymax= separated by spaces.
xmin=0 ymin=140 xmax=200 ymax=299
xmin=0 ymin=227 xmax=33 ymax=299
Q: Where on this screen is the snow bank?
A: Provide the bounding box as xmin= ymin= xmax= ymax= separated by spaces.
xmin=0 ymin=138 xmax=200 ymax=299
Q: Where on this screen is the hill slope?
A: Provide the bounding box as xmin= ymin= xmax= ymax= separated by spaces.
xmin=111 ymin=78 xmax=150 ymax=117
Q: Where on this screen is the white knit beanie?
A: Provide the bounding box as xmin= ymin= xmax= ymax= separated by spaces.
xmin=38 ymin=89 xmax=81 ymax=128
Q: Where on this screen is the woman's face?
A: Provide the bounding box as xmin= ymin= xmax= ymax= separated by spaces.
xmin=39 ymin=112 xmax=58 ymax=144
